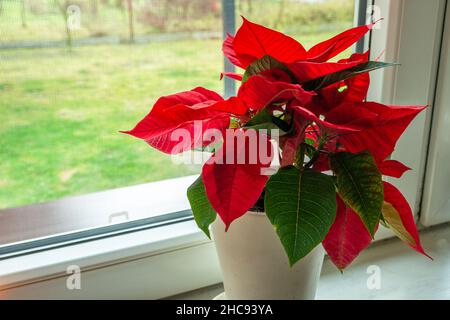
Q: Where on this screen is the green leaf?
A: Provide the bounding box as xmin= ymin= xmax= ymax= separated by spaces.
xmin=244 ymin=108 xmax=291 ymax=135
xmin=265 ymin=167 xmax=337 ymax=266
xmin=242 ymin=55 xmax=297 ymax=83
xmin=244 ymin=121 xmax=285 ymax=133
xmin=187 ymin=176 xmax=217 ymax=238
xmin=329 ymin=152 xmax=383 ymax=237
xmin=303 ymin=61 xmax=398 ymax=91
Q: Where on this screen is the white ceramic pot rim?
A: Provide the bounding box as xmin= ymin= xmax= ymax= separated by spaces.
xmin=246 ymin=210 xmax=266 ymax=216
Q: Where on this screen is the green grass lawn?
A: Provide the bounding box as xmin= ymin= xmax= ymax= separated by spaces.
xmin=0 ymin=30 xmax=351 ymax=209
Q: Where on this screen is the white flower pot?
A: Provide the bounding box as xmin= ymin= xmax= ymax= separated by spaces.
xmin=211 ymin=211 xmax=324 ymax=300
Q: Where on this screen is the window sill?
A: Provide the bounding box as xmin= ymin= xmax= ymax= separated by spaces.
xmin=0 ymin=217 xmax=223 ymax=299
xmin=1 ymin=219 xmax=443 ymax=299
xmin=171 ymin=223 xmax=450 ymax=300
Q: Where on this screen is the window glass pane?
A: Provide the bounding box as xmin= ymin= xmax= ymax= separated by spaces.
xmin=0 ymin=0 xmax=357 ymax=251
xmin=0 ymin=0 xmax=223 ymax=210
xmin=235 ymin=0 xmax=356 ymax=57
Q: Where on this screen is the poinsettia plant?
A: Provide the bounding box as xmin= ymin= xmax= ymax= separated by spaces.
xmin=123 ymin=18 xmax=431 ymax=270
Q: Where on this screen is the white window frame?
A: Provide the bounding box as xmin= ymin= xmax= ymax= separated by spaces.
xmin=421 ymin=1 xmax=450 ymax=226
xmin=0 ymin=0 xmax=447 ymax=299
xmin=368 ymin=0 xmax=446 ymax=222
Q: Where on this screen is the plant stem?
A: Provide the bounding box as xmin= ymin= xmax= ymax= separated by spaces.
xmin=295 ymin=143 xmax=306 ymax=170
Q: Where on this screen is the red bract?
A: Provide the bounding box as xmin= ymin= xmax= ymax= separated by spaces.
xmin=306 ymin=22 xmax=378 ymax=62
xmin=122 ymin=87 xmax=247 ymax=154
xmin=290 ymin=105 xmax=360 ymax=135
xmin=220 ymin=71 xmax=243 ymax=82
xmin=323 ymin=102 xmax=378 ymax=130
xmin=323 ymin=196 xmax=374 ymax=270
xmin=379 ymin=160 xmax=411 ymax=178
xmin=288 ymin=59 xmax=362 ymax=84
xmin=339 ymin=52 xmax=371 ymax=102
xmin=227 ymin=17 xmax=307 ymax=69
xmin=237 ymin=75 xmax=314 ymax=111
xmin=382 ymin=182 xmax=431 ymax=259
xmin=325 ymin=102 xmax=427 ymax=162
xmin=223 ymin=17 xmax=376 ymax=70
xmin=222 ymin=33 xmax=243 ymax=68
xmin=202 ymin=129 xmax=273 ymax=230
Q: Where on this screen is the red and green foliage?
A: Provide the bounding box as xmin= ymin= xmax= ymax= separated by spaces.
xmin=124 ymin=18 xmax=430 ymax=269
